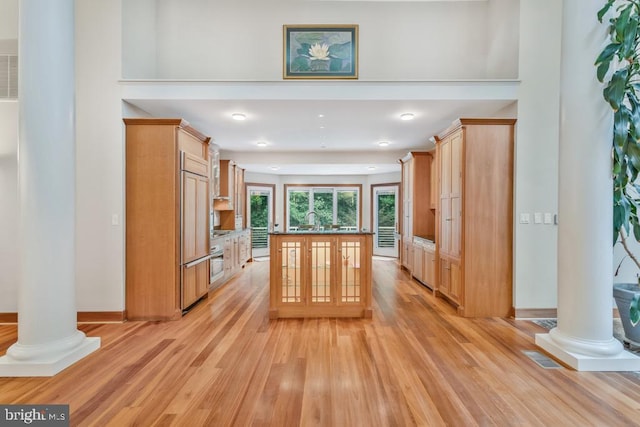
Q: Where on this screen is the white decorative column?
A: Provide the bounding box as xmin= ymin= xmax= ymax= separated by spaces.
xmin=536 ymin=0 xmax=640 ymax=371
xmin=0 ymin=0 xmax=100 ymax=377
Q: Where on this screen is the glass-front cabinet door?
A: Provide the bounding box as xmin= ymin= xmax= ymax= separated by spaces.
xmin=338 ymin=236 xmax=364 ymax=304
xmin=275 ymin=236 xmax=305 ymax=305
xmin=308 ymin=237 xmax=334 ymax=305
xmin=269 ymin=233 xmax=372 ymax=319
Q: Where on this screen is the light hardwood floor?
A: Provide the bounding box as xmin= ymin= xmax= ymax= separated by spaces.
xmin=1 ymin=259 xmax=640 ymax=426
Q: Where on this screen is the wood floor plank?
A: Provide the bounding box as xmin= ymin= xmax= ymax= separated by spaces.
xmin=1 ymin=259 xmax=640 ymax=426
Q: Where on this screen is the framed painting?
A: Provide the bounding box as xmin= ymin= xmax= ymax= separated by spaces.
xmin=283 ymin=25 xmax=359 ymax=79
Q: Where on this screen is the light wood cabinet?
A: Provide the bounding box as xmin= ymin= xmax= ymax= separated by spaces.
xmin=399 ymin=152 xmax=436 ymax=273
xmin=435 ymin=118 xmax=515 ymax=317
xmin=182 ymin=259 xmax=209 ymax=309
xmin=124 ymin=118 xmax=211 ymax=320
xmin=412 ymin=242 xmax=424 ymax=283
xmin=430 ymin=154 xmax=437 ymax=209
xmin=269 ymin=233 xmax=373 ymax=318
xmin=182 ymin=171 xmax=209 ymax=264
xmin=412 ymin=238 xmax=436 ymax=290
xmin=209 ymin=145 xmax=220 ymax=198
xmin=222 ymin=229 xmax=251 ymax=281
xmin=424 ymin=247 xmax=436 ymax=287
xmin=216 ymin=160 xmax=245 ymax=230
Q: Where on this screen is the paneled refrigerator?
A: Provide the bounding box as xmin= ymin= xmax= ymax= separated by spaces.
xmin=124 ymin=118 xmax=211 ymax=320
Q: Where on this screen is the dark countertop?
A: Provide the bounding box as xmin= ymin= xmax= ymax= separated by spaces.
xmin=270 ymin=231 xmax=374 ymax=235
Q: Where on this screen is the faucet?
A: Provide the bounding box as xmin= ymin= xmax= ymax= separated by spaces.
xmin=304 ymin=211 xmax=318 ymax=229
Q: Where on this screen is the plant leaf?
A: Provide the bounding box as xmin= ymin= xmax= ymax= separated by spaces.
xmin=614 ymin=107 xmax=630 ymax=148
xmin=622 ymin=16 xmax=639 ymax=58
xmin=328 ymin=42 xmax=351 ymax=60
xmin=596 ymin=42 xmax=621 ymax=65
xmin=596 ymin=43 xmax=621 ymax=82
xmin=628 ymin=92 xmax=640 ymax=139
xmin=615 ymin=5 xmax=632 ymax=43
xmin=598 ymin=0 xmax=615 ymax=22
xmin=604 ymin=68 xmax=629 ymax=110
xmin=630 ymin=293 xmax=640 ymax=326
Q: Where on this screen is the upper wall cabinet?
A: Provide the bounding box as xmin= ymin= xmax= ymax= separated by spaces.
xmin=435 ymin=118 xmax=516 ymax=317
xmin=214 ymin=159 xmax=245 ymax=230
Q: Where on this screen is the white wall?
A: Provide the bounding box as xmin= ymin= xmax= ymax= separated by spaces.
xmin=486 ymin=0 xmax=520 ymax=78
xmin=513 ymin=0 xmax=562 ymax=311
xmin=121 ymin=0 xmax=157 ymax=78
xmin=0 ymin=101 xmax=19 ymax=312
xmin=123 ymin=0 xmax=518 ymax=80
xmin=75 ymin=0 xmax=125 ymax=311
xmin=0 ymin=0 xmax=18 ymax=41
xmin=0 ymin=0 xmax=18 ymax=312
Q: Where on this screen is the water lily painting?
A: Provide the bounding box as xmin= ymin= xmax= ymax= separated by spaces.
xmin=283 ymin=25 xmax=358 ymax=79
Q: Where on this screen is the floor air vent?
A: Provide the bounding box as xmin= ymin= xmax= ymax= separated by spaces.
xmin=522 ymin=350 xmax=562 ymax=369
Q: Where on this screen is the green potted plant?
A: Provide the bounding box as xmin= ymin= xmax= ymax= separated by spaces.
xmin=596 ymin=0 xmax=640 ymax=345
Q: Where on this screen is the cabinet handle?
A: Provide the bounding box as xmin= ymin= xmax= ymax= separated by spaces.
xmin=445 ymin=218 xmax=452 ymax=221
xmin=444 ymin=266 xmax=451 ymax=270
xmin=185 ymin=255 xmax=212 ymax=268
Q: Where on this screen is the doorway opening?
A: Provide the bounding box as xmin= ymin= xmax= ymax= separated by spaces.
xmin=372 ymin=184 xmax=399 ymax=257
xmin=247 ymin=184 xmax=275 ymax=259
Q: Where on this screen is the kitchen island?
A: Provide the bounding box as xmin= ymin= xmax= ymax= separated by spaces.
xmin=269 ymin=231 xmax=373 ymax=319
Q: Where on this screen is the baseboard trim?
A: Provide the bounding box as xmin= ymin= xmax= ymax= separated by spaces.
xmin=0 ymin=313 xmax=17 ymax=323
xmin=0 ymin=311 xmax=125 ymax=324
xmin=78 ymin=311 xmax=125 ymax=323
xmin=514 ymin=308 xmax=621 ymax=319
xmin=513 ymin=308 xmax=557 ymax=319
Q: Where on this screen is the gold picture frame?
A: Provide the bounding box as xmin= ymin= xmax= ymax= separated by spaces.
xmin=283 ymin=24 xmax=359 ymax=80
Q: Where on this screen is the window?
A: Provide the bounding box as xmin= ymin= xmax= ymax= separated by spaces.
xmin=286 ymin=186 xmax=361 ymax=231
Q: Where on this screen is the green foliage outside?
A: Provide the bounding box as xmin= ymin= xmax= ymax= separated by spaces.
xmin=289 ymin=191 xmax=310 ymax=227
xmin=249 ymin=194 xmax=269 ymax=227
xmin=288 ymin=188 xmax=359 ymax=228
xmin=377 ymin=194 xmax=396 ymax=227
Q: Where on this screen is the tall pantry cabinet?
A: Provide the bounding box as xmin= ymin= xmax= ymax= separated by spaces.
xmin=399 ymin=152 xmax=436 ymax=271
xmin=435 ymin=118 xmax=515 ymax=317
xmin=124 ymin=118 xmax=211 ymax=320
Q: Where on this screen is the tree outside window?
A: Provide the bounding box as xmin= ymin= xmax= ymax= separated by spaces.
xmin=287 ymin=186 xmax=359 ymax=230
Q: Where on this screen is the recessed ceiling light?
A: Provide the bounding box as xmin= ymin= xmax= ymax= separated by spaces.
xmin=256 ymin=141 xmax=268 ymax=147
xmin=318 ymin=114 xmax=324 ymax=118
xmin=400 ymin=113 xmax=415 ymax=121
xmin=320 ymin=126 xmax=325 ymax=129
xmin=378 ymin=141 xmax=390 ymax=147
xmin=231 ymin=113 xmax=246 ymax=121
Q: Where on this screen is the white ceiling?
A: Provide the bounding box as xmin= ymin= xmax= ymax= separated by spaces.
xmin=124 ymin=82 xmax=517 ymax=175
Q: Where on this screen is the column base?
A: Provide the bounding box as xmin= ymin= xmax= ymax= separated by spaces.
xmin=0 ymin=337 xmax=100 ymax=377
xmin=536 ymin=333 xmax=640 ymax=371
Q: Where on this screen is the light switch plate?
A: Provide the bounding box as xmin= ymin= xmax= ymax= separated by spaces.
xmin=520 ymin=213 xmax=530 ymax=224
xmin=544 ymin=213 xmax=553 ymax=224
xmin=111 ymin=214 xmax=119 ymax=226
xmin=534 ymin=212 xmax=542 ymax=224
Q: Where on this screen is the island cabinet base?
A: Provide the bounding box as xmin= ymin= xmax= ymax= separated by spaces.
xmin=269 ymin=232 xmax=373 ymax=319
xmin=269 ymin=306 xmax=373 ymax=319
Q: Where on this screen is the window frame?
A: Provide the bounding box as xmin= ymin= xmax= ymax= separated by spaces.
xmin=284 ymin=184 xmax=362 ymax=231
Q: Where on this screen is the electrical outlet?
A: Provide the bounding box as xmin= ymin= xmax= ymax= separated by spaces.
xmin=534 ymin=212 xmax=542 ymax=224
xmin=544 ymin=213 xmax=553 ymax=224
xmin=519 ymin=213 xmax=530 ymax=224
